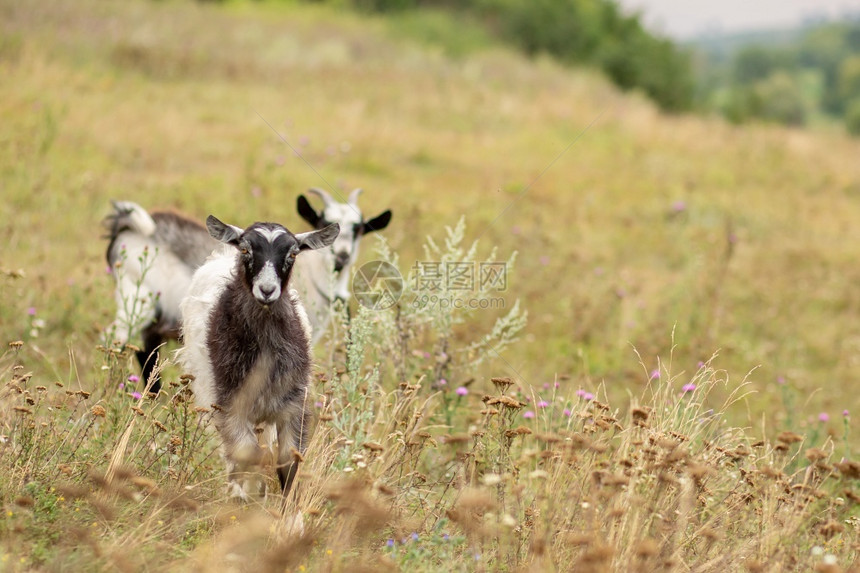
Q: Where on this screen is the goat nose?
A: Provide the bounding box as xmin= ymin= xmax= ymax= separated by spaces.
xmin=260 ymin=285 xmax=276 ymax=298
xmin=334 ymin=253 xmax=350 ymax=272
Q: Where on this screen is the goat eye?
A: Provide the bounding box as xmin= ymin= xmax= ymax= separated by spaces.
xmin=240 ymin=248 xmax=250 ymax=256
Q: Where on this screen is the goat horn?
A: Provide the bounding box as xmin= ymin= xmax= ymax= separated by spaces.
xmin=306 ymin=187 xmax=335 ymax=206
xmin=348 ymin=188 xmax=363 ymax=206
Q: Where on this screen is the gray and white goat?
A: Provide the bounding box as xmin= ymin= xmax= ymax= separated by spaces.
xmin=104 ymin=202 xmax=216 ymax=394
xmin=292 ymin=187 xmax=392 ymax=341
xmin=178 ymin=215 xmax=339 ymax=500
xmin=104 ymin=192 xmax=391 ymax=392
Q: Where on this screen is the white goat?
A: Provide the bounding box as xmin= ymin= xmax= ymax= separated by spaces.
xmin=179 ymin=215 xmax=338 ymax=500
xmin=292 ymin=187 xmax=392 ymax=342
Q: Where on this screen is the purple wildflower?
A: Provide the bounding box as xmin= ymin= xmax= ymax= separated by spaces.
xmin=442 ymin=534 xmax=450 ymax=541
xmin=563 ymin=408 xmax=572 ymax=417
xmin=411 ymin=532 xmax=419 ymax=541
xmin=314 ymin=402 xmax=324 ymax=408
xmin=681 ymin=383 xmax=696 ymax=393
xmin=118 ymin=383 xmax=125 ymax=390
xmin=128 ymin=374 xmax=140 ymax=383
xmin=777 ymin=376 xmax=786 ymax=385
xmin=543 ymin=383 xmax=550 ymax=390
xmin=456 ymin=386 xmax=468 ymax=396
xmin=584 ymin=392 xmax=594 ymax=401
xmin=539 ymin=256 xmax=550 ymax=266
xmin=537 ymin=400 xmax=549 ymax=408
xmin=650 ymin=369 xmax=660 ymax=380
xmin=576 ymin=389 xmax=586 ymax=398
xmin=27 ymin=307 xmax=36 ymax=316
xmin=438 ymin=378 xmax=447 ymax=386
xmin=844 ymin=410 xmax=850 ymax=417
xmin=671 ymin=200 xmax=687 ymax=213
xmin=386 ymin=539 xmax=394 ymax=547
xmin=523 ymin=410 xmax=535 ymax=419
xmin=819 ymin=413 xmax=830 ymax=423
xmin=131 ymin=392 xmax=142 ymax=400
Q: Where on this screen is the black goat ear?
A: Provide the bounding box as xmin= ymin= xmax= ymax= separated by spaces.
xmin=206 ymin=215 xmax=242 ymax=246
xmin=297 ymin=195 xmax=321 ymax=228
xmin=296 ymin=223 xmax=340 ymax=251
xmin=362 ymin=210 xmax=392 ymax=234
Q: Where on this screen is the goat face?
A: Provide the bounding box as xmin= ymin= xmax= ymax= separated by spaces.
xmin=206 ymin=216 xmax=340 ymax=306
xmin=297 ymin=188 xmax=392 ymax=273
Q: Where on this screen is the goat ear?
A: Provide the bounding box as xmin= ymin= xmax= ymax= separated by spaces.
xmin=296 ymin=195 xmax=321 ymax=228
xmin=296 ymin=223 xmax=339 ymax=251
xmin=206 ymin=215 xmax=242 ymax=246
xmin=362 ymin=210 xmax=392 ymax=234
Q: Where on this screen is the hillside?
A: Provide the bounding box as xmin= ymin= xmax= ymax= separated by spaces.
xmin=3 ymin=0 xmax=860 ymax=570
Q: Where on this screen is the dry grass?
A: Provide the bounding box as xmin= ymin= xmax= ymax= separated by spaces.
xmin=2 ymin=0 xmax=860 ymax=570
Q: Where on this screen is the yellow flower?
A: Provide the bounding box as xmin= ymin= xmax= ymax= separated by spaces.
xmin=326 ymin=550 xmax=333 ymax=556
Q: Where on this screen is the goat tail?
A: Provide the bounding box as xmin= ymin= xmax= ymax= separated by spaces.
xmin=104 ymin=200 xmax=157 ymax=240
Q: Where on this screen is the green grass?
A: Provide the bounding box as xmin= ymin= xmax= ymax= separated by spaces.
xmin=2 ymin=0 xmax=860 ymax=570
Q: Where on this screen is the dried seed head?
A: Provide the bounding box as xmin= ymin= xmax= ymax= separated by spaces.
xmin=776 ymin=431 xmax=803 ymax=444
xmin=836 ymin=461 xmax=860 ymax=479
xmin=819 ymin=520 xmax=845 ymax=539
xmin=631 ymin=407 xmax=650 ymax=423
xmin=759 ymin=465 xmax=785 ymax=479
xmin=91 ymin=405 xmax=106 ymax=418
xmin=806 ymin=448 xmax=828 ymax=462
xmin=634 ymin=538 xmax=658 ymax=558
xmin=14 ymin=496 xmax=34 ymax=508
xmin=491 ymin=377 xmax=514 ymax=393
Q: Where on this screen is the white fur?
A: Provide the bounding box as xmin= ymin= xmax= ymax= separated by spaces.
xmin=109 ymin=233 xmax=197 ymax=343
xmin=252 ymin=261 xmax=281 ymax=303
xmin=176 ymin=249 xmax=236 ymax=409
xmin=291 ymin=249 xmax=351 ymax=344
xmin=113 ymin=201 xmax=157 ymax=236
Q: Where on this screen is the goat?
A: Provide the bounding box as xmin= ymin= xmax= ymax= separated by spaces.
xmin=178 ymin=215 xmax=339 ymax=500
xmin=293 ymin=187 xmax=392 ymax=342
xmin=104 ymin=201 xmax=216 ymax=394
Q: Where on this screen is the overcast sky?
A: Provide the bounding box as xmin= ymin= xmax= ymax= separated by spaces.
xmin=616 ymin=0 xmax=860 ymax=39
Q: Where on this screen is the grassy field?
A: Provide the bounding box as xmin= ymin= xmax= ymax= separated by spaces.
xmin=3 ymin=0 xmax=860 ymax=570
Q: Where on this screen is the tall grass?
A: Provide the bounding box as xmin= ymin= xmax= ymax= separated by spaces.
xmin=3 ymin=0 xmax=860 ymax=569
xmin=3 ymin=224 xmax=858 ymax=571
